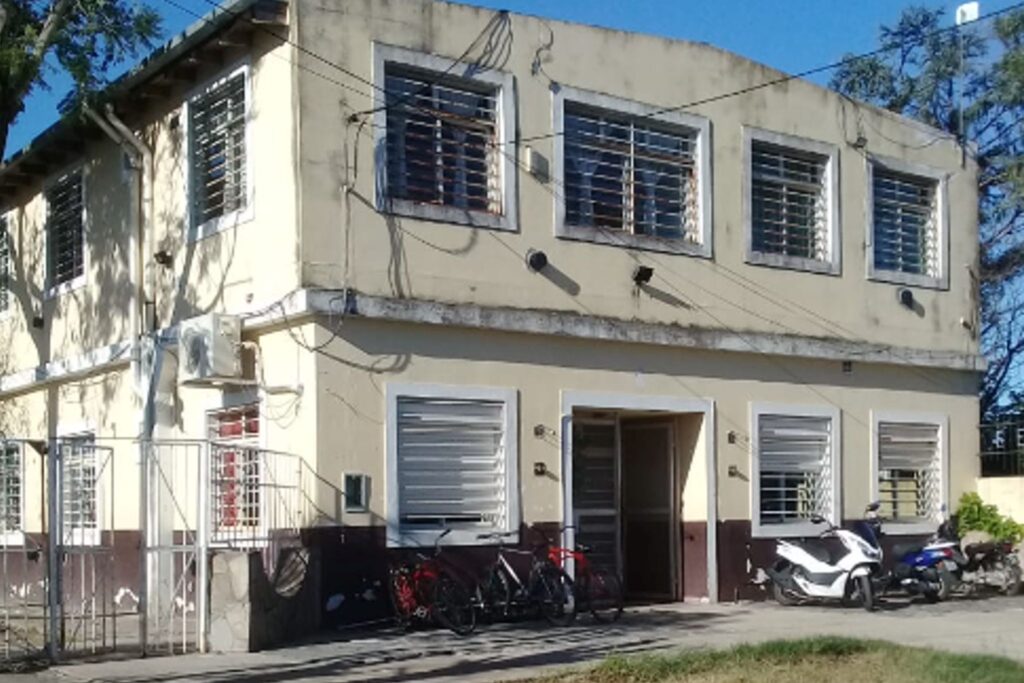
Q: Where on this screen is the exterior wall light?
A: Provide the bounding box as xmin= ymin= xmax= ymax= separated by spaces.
xmin=526 ymin=249 xmax=548 ymax=272
xmin=632 ymin=265 xmax=654 ymax=285
xmin=897 ymin=287 xmax=915 ymax=309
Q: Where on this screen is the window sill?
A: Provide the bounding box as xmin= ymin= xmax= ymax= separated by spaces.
xmin=868 ymin=269 xmax=948 ymax=291
xmin=880 ymin=521 xmax=938 ymax=536
xmin=45 ymin=275 xmax=87 ymax=301
xmin=746 ymin=251 xmax=839 ymax=276
xmin=387 ymin=527 xmax=518 ymax=548
xmin=190 ymin=205 xmax=255 ymax=243
xmin=379 ymin=198 xmax=515 ymax=232
xmin=557 ymin=224 xmax=711 ymax=257
xmin=0 ymin=531 xmax=25 ymax=546
xmin=752 ymin=521 xmax=834 ymax=539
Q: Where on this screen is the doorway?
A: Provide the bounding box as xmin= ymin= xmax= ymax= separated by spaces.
xmin=570 ymin=414 xmax=676 ymax=602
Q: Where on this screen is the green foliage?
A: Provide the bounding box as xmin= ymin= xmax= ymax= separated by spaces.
xmin=0 ymin=0 xmax=162 ymax=157
xmin=955 ymin=492 xmax=1024 ymax=542
xmin=831 ymin=7 xmax=1024 ymax=413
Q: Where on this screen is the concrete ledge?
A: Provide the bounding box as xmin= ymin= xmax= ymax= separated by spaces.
xmin=307 ymin=289 xmax=986 ymax=373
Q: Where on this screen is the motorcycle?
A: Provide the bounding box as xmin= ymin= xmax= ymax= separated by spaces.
xmin=887 ymin=518 xmax=960 ymax=602
xmin=766 ymin=503 xmax=884 ymax=611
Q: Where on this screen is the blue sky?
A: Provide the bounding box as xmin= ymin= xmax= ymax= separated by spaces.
xmin=5 ymin=0 xmax=1019 ymax=156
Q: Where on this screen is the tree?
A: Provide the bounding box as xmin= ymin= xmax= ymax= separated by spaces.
xmin=0 ymin=0 xmax=161 ymax=159
xmin=831 ymin=6 xmax=1024 ymax=415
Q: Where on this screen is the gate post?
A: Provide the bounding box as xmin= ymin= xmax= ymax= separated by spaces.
xmin=196 ymin=441 xmax=210 ymax=653
xmin=45 ymin=439 xmax=61 ymax=662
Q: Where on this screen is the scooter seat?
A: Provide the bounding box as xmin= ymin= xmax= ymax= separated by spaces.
xmin=892 ymin=542 xmax=925 ymax=558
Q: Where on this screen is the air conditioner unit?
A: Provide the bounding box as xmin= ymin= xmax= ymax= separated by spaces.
xmin=178 ymin=314 xmax=241 ymax=385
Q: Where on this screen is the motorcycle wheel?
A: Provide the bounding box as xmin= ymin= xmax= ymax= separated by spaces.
xmin=772 ymin=581 xmax=799 ymax=606
xmin=1003 ymin=564 xmax=1022 ymax=597
xmin=854 ymin=575 xmax=875 ymax=612
xmin=937 ymin=566 xmax=954 ymax=601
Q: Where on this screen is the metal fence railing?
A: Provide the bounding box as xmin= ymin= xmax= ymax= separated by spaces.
xmin=980 ymin=419 xmax=1024 ymax=478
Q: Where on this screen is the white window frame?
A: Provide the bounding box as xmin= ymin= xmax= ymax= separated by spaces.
xmin=552 ymin=85 xmax=713 ymax=257
xmin=0 ymin=440 xmax=25 ymax=546
xmin=866 ymin=154 xmax=949 ymax=290
xmin=743 ymin=127 xmax=840 ymax=275
xmin=870 ymin=410 xmax=948 ymax=536
xmin=385 ymin=382 xmax=520 ymax=548
xmin=0 ymin=211 xmax=11 ymax=321
xmin=372 ymin=42 xmax=518 ymax=232
xmin=44 ymin=166 xmax=88 ymax=299
xmin=206 ymin=392 xmax=266 ymax=546
xmin=750 ymin=402 xmax=841 ymax=538
xmin=56 ymin=422 xmax=101 ymax=547
xmin=185 ymin=61 xmax=255 ymax=242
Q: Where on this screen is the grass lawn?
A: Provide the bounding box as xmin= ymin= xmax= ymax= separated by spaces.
xmin=531 ymin=637 xmax=1024 ymax=683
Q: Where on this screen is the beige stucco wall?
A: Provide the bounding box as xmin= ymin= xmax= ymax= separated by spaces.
xmin=976 ymin=477 xmax=1024 ymax=522
xmin=0 ymin=31 xmax=299 ymax=383
xmin=314 ymin=318 xmax=978 ymax=530
xmin=295 ymin=0 xmax=979 ymax=359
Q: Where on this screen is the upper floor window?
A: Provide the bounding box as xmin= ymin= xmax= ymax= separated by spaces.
xmin=0 ymin=216 xmax=10 ymax=314
xmin=45 ymin=170 xmax=85 ymax=294
xmin=188 ymin=65 xmax=251 ymax=238
xmin=751 ymin=404 xmax=840 ymax=537
xmin=386 ymin=383 xmax=519 ymax=547
xmin=744 ymin=128 xmax=839 ymax=274
xmin=373 ymin=44 xmax=517 ymax=231
xmin=873 ymin=412 xmax=947 ymax=534
xmin=555 ymin=86 xmax=711 ymax=256
xmin=869 ymin=159 xmax=947 ymax=288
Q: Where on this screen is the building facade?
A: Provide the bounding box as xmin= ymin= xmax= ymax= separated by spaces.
xmin=0 ymin=0 xmax=981 ymax=632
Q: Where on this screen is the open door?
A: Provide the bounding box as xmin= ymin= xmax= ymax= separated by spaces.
xmin=620 ymin=421 xmax=675 ymax=600
xmin=571 ymin=420 xmax=620 ymax=577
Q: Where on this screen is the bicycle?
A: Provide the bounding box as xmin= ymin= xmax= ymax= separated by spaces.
xmin=474 ymin=530 xmax=576 ymax=626
xmin=546 ymin=526 xmax=623 ymax=623
xmin=387 ymin=529 xmax=477 ymax=636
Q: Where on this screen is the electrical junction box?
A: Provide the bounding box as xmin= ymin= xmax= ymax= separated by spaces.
xmin=178 ymin=313 xmax=242 ymax=385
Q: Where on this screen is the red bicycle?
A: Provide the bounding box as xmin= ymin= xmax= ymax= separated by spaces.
xmin=546 ymin=527 xmax=624 ymax=622
xmin=387 ymin=529 xmax=477 ymax=636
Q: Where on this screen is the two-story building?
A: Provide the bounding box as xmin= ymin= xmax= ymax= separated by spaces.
xmin=0 ymin=0 xmax=981 ymax=648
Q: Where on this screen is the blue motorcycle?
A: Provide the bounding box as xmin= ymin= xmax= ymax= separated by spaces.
xmin=888 ymin=519 xmax=960 ymax=602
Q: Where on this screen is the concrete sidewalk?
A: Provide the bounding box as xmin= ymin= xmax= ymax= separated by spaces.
xmin=10 ymin=596 xmax=1024 ymax=683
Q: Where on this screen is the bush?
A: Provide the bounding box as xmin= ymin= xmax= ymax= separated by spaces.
xmin=955 ymin=492 xmax=1024 ymax=543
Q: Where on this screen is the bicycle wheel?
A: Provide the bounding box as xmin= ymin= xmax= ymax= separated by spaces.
xmin=477 ymin=567 xmax=512 ymax=622
xmin=388 ymin=565 xmax=416 ymax=630
xmin=432 ymin=571 xmax=477 ymax=636
xmin=587 ymin=568 xmax=623 ymax=623
xmin=536 ymin=565 xmax=576 ymax=627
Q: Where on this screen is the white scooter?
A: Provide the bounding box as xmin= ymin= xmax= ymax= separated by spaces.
xmin=766 ymin=503 xmax=883 ymax=611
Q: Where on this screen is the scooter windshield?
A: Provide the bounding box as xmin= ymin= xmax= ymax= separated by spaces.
xmin=852 ymin=520 xmax=879 ymax=548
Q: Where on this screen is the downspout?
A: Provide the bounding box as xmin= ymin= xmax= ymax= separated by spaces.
xmin=94 ymin=105 xmax=158 ymax=654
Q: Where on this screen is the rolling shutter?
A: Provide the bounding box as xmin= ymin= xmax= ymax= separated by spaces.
xmin=878 ymin=422 xmax=941 ymax=521
xmin=758 ymin=414 xmax=833 ymax=525
xmin=397 ymin=396 xmax=507 ymax=532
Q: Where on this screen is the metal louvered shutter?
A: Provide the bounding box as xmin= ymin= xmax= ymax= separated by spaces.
xmin=385 ymin=65 xmax=501 ymax=215
xmin=751 ymin=142 xmax=829 ymax=261
xmin=0 ymin=217 xmax=9 ymax=313
xmin=46 ymin=171 xmax=84 ymax=288
xmin=878 ymin=422 xmax=940 ymax=522
xmin=190 ymin=71 xmax=248 ymax=227
xmin=397 ymin=396 xmax=507 ymax=533
xmin=564 ymin=103 xmax=700 ymax=241
xmin=758 ymin=414 xmax=833 ymax=525
xmin=872 ymin=167 xmax=939 ymax=277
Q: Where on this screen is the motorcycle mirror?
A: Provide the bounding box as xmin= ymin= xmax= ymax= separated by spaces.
xmin=866 ymin=501 xmax=880 ymax=512
xmin=810 ymin=514 xmax=826 ymax=524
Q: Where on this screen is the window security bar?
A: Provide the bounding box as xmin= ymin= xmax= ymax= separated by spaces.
xmin=751 ymin=142 xmax=828 ymax=261
xmin=191 ymin=72 xmax=247 ymax=227
xmin=873 ymin=168 xmax=939 ymax=277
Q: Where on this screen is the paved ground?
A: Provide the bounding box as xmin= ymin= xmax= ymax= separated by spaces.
xmin=5 ymin=595 xmax=1023 ymax=683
